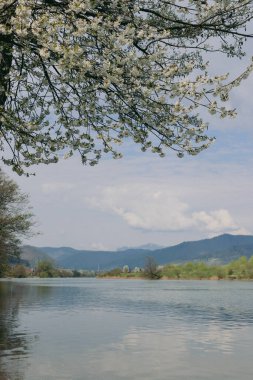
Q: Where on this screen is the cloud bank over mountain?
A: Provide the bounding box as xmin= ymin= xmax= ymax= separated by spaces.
xmin=87 ymin=183 xmax=245 ymax=235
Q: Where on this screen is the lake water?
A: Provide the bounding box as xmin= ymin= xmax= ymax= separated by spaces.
xmin=0 ymin=279 xmax=253 ymax=380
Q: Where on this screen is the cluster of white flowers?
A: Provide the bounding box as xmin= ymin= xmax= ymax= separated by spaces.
xmin=0 ymin=0 xmax=253 ymax=174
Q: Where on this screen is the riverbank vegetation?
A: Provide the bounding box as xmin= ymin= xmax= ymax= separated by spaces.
xmin=6 ymin=260 xmax=95 ymax=279
xmin=98 ymin=256 xmax=253 ymax=281
xmin=4 ymin=255 xmax=253 ymax=281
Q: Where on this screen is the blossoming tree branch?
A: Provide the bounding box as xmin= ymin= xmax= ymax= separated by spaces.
xmin=0 ymin=0 xmax=253 ymax=174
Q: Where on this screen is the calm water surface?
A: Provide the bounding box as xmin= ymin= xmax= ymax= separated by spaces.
xmin=0 ymin=278 xmax=253 ymax=380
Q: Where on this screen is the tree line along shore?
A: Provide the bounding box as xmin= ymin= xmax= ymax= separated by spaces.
xmin=3 ymin=256 xmax=253 ymax=281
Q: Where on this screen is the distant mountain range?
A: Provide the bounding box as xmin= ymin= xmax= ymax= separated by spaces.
xmin=21 ymin=234 xmax=253 ymax=271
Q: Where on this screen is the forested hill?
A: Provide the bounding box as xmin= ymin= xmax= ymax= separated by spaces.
xmin=22 ymin=234 xmax=253 ymax=270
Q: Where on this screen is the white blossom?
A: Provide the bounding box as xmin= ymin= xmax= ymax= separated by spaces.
xmin=0 ymin=0 xmax=252 ymax=174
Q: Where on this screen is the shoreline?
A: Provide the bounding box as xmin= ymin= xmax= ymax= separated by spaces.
xmin=96 ymin=275 xmax=253 ymax=281
xmin=2 ymin=276 xmax=253 ymax=282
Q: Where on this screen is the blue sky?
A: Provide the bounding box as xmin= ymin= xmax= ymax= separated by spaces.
xmin=4 ymin=48 xmax=253 ymax=250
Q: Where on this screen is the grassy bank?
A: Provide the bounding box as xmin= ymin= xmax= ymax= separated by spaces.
xmin=98 ymin=256 xmax=253 ymax=280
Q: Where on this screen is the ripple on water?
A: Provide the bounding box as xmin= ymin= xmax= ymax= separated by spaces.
xmin=1 ymin=279 xmax=253 ymax=380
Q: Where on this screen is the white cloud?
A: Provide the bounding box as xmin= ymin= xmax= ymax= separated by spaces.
xmin=87 ymin=183 xmax=244 ymax=235
xmin=226 ymin=227 xmax=252 ymax=236
xmin=192 ymin=209 xmax=236 ymax=232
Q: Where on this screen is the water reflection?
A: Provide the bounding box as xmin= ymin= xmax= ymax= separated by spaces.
xmin=187 ymin=323 xmax=235 ymax=353
xmin=64 ymin=322 xmax=251 ymax=380
xmin=0 ymin=282 xmax=51 ymax=379
xmin=0 ymin=279 xmax=253 ymax=380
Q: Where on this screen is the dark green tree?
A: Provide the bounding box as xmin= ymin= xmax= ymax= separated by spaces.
xmin=35 ymin=260 xmax=58 ymax=278
xmin=144 ymin=256 xmax=162 ymax=279
xmin=0 ymin=168 xmax=34 ymax=276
